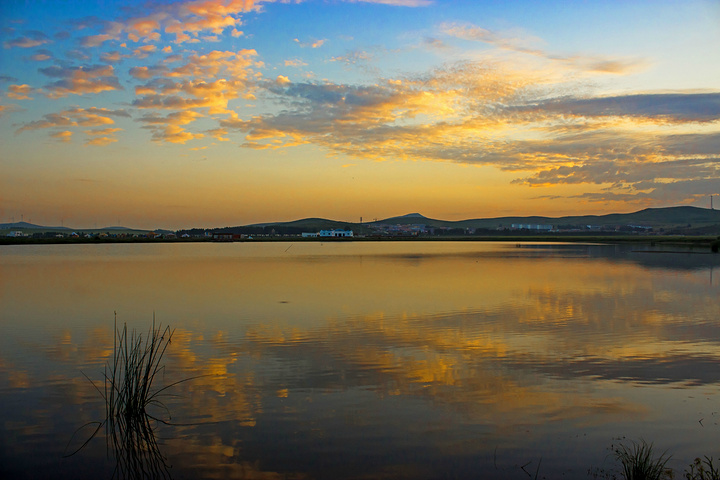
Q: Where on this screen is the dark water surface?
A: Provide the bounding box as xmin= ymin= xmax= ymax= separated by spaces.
xmin=1 ymin=242 xmax=719 ymax=479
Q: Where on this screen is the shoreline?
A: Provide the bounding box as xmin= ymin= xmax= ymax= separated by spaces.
xmin=2 ymin=234 xmax=718 ymax=250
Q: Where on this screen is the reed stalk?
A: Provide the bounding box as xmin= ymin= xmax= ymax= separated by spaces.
xmin=67 ymin=314 xmax=197 ymax=479
xmin=614 ymin=439 xmax=672 ymax=480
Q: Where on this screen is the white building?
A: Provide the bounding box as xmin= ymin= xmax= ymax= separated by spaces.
xmin=319 ymin=229 xmax=353 ymax=237
xmin=511 ymin=224 xmax=553 ymax=231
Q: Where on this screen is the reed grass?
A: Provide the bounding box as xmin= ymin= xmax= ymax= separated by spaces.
xmin=614 ymin=439 xmax=672 ymax=480
xmin=686 ymin=457 xmax=720 ymax=480
xmin=101 ymin=316 xmax=176 ymax=479
xmin=66 ymin=314 xmax=198 ymax=479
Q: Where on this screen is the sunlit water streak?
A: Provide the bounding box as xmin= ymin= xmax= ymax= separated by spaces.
xmin=1 ymin=242 xmax=719 ymax=479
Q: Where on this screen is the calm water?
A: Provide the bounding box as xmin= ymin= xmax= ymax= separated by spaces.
xmin=1 ymin=241 xmax=719 ymax=479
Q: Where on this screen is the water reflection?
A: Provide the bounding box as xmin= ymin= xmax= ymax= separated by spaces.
xmin=1 ymin=242 xmax=719 ymax=479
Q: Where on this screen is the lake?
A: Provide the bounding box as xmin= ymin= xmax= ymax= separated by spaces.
xmin=1 ymin=241 xmax=719 ymax=479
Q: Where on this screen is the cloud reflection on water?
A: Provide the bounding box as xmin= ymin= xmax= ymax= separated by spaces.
xmin=1 ymin=242 xmax=719 ymax=478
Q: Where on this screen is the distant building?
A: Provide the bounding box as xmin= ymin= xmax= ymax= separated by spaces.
xmin=511 ymin=224 xmax=553 ymax=231
xmin=319 ymin=229 xmax=353 ymax=237
xmin=302 ymin=232 xmax=318 ymax=238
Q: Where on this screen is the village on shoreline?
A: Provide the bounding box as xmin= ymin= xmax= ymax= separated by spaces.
xmin=3 ymin=206 xmax=720 ymax=249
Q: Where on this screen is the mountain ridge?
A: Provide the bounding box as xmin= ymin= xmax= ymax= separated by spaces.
xmin=204 ymin=206 xmax=720 ymax=236
xmin=4 ymin=206 xmax=719 ymax=234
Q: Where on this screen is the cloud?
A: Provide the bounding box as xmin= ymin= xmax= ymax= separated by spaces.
xmin=16 ymin=107 xmax=129 ymax=133
xmin=513 ymin=93 xmax=720 ymax=123
xmin=39 ymin=65 xmax=122 ymax=98
xmin=441 ymin=22 xmax=543 ymax=54
xmin=164 ymin=49 xmax=259 ymax=79
xmin=85 ymin=136 xmax=118 ymax=146
xmin=126 ymin=49 xmax=261 ymax=135
xmin=441 ymin=22 xmax=648 ymax=76
xmin=214 ymin=55 xmax=720 ymax=206
xmin=139 ymin=111 xmax=205 ymax=143
xmin=3 ymin=31 xmax=50 ymax=48
xmin=30 ymin=49 xmax=53 ymax=61
xmin=138 ymin=110 xmax=204 ymax=126
xmin=84 ymin=107 xmax=131 ymax=118
xmin=207 ymin=127 xmax=229 ymax=141
xmin=7 ymin=84 xmax=33 ymax=100
xmin=100 ymin=51 xmax=127 ymax=64
xmin=79 ymin=20 xmax=124 ymax=47
xmin=133 ymin=44 xmax=158 ymax=59
xmin=66 ymin=49 xmax=91 ymax=61
xmin=284 ymin=58 xmax=307 ymax=67
xmin=147 ymin=124 xmax=205 ymax=144
xmin=50 ymin=131 xmax=73 ymax=143
xmin=330 ymin=50 xmax=373 ymax=65
xmin=0 ymin=104 xmax=21 ymax=117
xmin=84 ymin=127 xmax=123 ymax=136
xmin=132 ymin=77 xmax=249 ymax=114
xmin=129 ymin=65 xmax=170 ymax=80
xmin=422 ymin=37 xmax=450 ymax=51
xmin=76 ymin=0 xmax=265 ymax=46
xmin=346 ymin=0 xmax=433 ymax=5
xmin=294 ymin=38 xmax=327 ymax=49
xmin=16 ymin=112 xmax=76 ymax=132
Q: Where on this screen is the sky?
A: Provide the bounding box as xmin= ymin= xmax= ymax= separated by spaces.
xmin=1 ymin=0 xmax=719 ymax=230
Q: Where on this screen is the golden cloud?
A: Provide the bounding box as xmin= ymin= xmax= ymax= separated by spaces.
xmin=7 ymin=84 xmax=33 ymax=100
xmin=207 ymin=127 xmax=230 ymax=141
xmin=215 ymin=59 xmax=719 ymax=205
xmin=85 ymin=136 xmax=119 ymax=146
xmin=84 ymin=127 xmax=123 ymax=136
xmin=0 ymin=104 xmax=21 ymax=117
xmin=140 ymin=110 xmax=204 ymax=126
xmin=133 ymin=44 xmax=158 ymax=59
xmin=50 ymin=130 xmax=73 ymax=142
xmin=16 ymin=107 xmax=129 ymax=139
xmin=75 ymin=0 xmax=264 ymax=46
xmin=3 ymin=31 xmax=50 ymax=49
xmin=149 ymin=124 xmax=205 ymax=144
xmin=39 ymin=65 xmax=122 ymax=98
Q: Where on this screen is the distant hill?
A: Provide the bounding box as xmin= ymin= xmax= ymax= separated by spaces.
xmin=248 ymin=217 xmax=357 ymax=230
xmin=0 ymin=222 xmax=150 ymax=235
xmin=211 ymin=217 xmax=361 ymax=235
xmin=232 ymin=206 xmax=720 ymax=234
xmin=372 ymin=206 xmax=720 ymax=230
xmin=377 ymin=213 xmax=435 ymax=224
xmin=0 ymin=221 xmax=70 ymax=230
xmin=5 ymin=206 xmax=719 ymax=237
